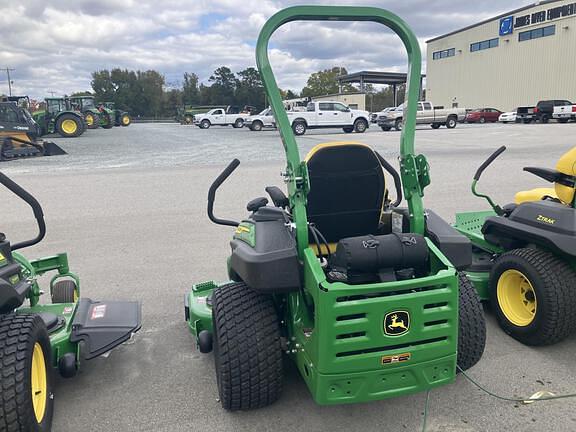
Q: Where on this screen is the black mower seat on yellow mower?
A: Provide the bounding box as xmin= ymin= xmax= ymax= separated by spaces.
xmin=514 ymin=146 xmax=576 ymax=205
xmin=304 ymin=142 xmax=388 ymax=243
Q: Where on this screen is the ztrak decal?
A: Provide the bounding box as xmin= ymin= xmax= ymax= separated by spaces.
xmin=384 ymin=311 xmax=410 ymax=336
xmin=536 ymin=214 xmax=556 ymax=224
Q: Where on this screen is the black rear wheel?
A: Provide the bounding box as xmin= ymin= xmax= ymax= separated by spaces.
xmin=490 ymin=248 xmax=576 ymax=345
xmin=445 ymin=116 xmax=457 ymax=129
xmin=101 ymin=113 xmax=113 ymax=129
xmin=457 ymin=273 xmax=486 ymax=371
xmin=431 ymin=123 xmax=441 ymax=129
xmin=212 ymin=282 xmax=283 ymax=411
xmin=292 ymin=121 xmax=306 ymax=136
xmin=394 ymin=118 xmax=403 ymax=131
xmin=0 ymin=314 xmax=54 ymax=431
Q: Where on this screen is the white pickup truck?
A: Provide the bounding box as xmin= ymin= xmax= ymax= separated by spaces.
xmin=284 ymin=101 xmax=370 ymax=136
xmin=377 ymin=101 xmax=466 ymax=131
xmin=245 ymin=108 xmax=275 ymax=131
xmin=194 ymin=106 xmax=252 ymax=129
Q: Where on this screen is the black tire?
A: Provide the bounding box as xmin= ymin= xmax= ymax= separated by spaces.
xmin=233 ymin=118 xmax=244 ymax=129
xmin=479 ymin=117 xmax=486 ymax=124
xmin=354 ymin=118 xmax=368 ymax=133
xmin=251 ymin=121 xmax=263 ymax=131
xmin=212 ymin=282 xmax=283 ymax=411
xmin=394 ymin=118 xmax=403 ymax=131
xmin=184 ymin=115 xmax=194 ymax=125
xmin=558 ymin=118 xmax=569 ymax=124
xmin=380 ymin=125 xmax=391 ymax=131
xmin=523 ymin=118 xmax=532 ymax=124
xmin=0 ymin=314 xmax=54 ymax=431
xmin=292 ymin=121 xmax=306 ymax=136
xmin=445 ymin=116 xmax=457 ymax=129
xmin=55 ymin=113 xmax=83 ymax=138
xmin=457 ymin=273 xmax=486 ymax=371
xmin=200 ymin=119 xmax=211 ymax=129
xmin=540 ymin=114 xmax=549 ymax=124
xmin=431 ymin=123 xmax=441 ymax=129
xmin=489 ymin=248 xmax=576 ymax=346
xmin=342 ymin=126 xmax=353 ymax=133
xmin=51 ymin=280 xmax=78 ymax=303
xmin=101 ymin=113 xmax=113 ymax=129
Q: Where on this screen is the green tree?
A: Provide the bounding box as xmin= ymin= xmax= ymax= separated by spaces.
xmin=91 ymin=70 xmax=115 ymax=101
xmin=235 ymin=67 xmax=264 ymax=110
xmin=182 ymin=72 xmax=200 ymax=105
xmin=301 ymin=66 xmax=355 ymax=97
xmin=206 ymin=66 xmax=236 ymax=104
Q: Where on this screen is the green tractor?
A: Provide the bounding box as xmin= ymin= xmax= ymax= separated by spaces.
xmin=68 ymin=95 xmax=101 ymax=129
xmin=0 ymin=171 xmax=142 ymax=430
xmin=103 ymin=102 xmax=131 ymax=127
xmin=94 ymin=102 xmax=115 ymax=129
xmin=32 ymin=97 xmax=86 ymax=138
xmin=184 ymin=6 xmax=485 ymax=410
xmin=455 ymin=146 xmax=576 ymax=346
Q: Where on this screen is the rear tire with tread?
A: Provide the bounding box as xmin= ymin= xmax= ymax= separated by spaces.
xmin=292 ymin=121 xmax=306 ymax=136
xmin=489 ymin=248 xmax=576 ymax=345
xmin=457 ymin=273 xmax=486 ymax=371
xmin=445 ymin=116 xmax=457 ymax=129
xmin=0 ymin=313 xmax=54 ymax=431
xmin=212 ymin=282 xmax=283 ymax=411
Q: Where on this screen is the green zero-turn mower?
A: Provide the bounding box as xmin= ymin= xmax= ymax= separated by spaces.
xmin=68 ymin=95 xmax=101 ymax=130
xmin=454 ymin=145 xmax=576 ymax=346
xmin=32 ymin=98 xmax=86 ymax=138
xmin=184 ymin=6 xmax=486 ymax=410
xmin=102 ymin=102 xmax=131 ymax=127
xmin=0 ymin=173 xmax=142 ymax=430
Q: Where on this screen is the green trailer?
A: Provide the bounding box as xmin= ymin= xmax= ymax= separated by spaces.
xmin=184 ymin=5 xmax=485 ymax=410
xmin=32 ymin=98 xmax=85 ymax=138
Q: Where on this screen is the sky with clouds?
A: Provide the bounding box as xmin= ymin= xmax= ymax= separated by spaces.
xmin=0 ymin=0 xmax=529 ymax=98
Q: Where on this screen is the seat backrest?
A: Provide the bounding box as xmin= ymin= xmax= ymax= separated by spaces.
xmin=304 ymin=142 xmax=386 ymax=242
xmin=555 ymin=146 xmax=576 ymax=205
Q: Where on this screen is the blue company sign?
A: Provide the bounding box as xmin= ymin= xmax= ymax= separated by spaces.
xmin=499 ymin=16 xmax=514 ymax=36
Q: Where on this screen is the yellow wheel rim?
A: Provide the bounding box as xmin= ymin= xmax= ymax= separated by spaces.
xmin=61 ymin=119 xmax=78 ymax=134
xmin=31 ymin=342 xmax=48 ymax=423
xmin=122 ymin=115 xmax=130 ymax=125
xmin=497 ymin=269 xmax=537 ymax=327
xmin=85 ymin=114 xmax=94 ymax=126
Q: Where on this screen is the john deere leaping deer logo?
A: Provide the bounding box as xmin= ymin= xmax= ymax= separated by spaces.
xmin=384 ymin=311 xmax=410 ymax=336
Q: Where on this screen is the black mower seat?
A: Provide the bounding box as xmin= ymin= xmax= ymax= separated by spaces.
xmin=304 ymin=142 xmax=386 ymax=243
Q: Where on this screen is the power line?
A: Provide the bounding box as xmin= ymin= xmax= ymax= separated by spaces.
xmin=1 ymin=67 xmax=15 ymax=96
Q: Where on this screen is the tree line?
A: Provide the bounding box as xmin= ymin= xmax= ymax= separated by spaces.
xmin=86 ymin=66 xmax=405 ymax=118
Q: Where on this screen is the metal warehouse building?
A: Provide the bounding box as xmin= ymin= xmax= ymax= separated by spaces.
xmin=426 ymin=0 xmax=576 ymax=111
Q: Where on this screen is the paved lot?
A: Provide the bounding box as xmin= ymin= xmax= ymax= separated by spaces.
xmin=3 ymin=121 xmax=576 ymax=432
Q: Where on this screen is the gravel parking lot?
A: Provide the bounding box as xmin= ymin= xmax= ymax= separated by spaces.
xmin=3 ymin=121 xmax=576 ymax=432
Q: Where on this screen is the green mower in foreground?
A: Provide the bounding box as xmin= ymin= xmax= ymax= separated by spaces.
xmin=455 ymin=146 xmax=576 ymax=346
xmin=0 ymin=173 xmax=141 ymax=431
xmin=185 ymin=6 xmax=485 ymax=410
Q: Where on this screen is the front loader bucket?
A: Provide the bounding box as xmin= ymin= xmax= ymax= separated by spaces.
xmin=0 ymin=135 xmax=67 ymax=161
xmin=41 ymin=140 xmax=67 ymax=156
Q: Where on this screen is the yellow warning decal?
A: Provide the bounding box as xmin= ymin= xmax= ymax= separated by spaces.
xmin=536 ymin=215 xmax=556 ymax=224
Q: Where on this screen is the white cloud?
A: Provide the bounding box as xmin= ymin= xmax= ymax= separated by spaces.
xmin=0 ymin=0 xmax=526 ymax=98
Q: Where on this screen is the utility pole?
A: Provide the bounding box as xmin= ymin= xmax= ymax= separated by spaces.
xmin=2 ymin=68 xmax=15 ymax=96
